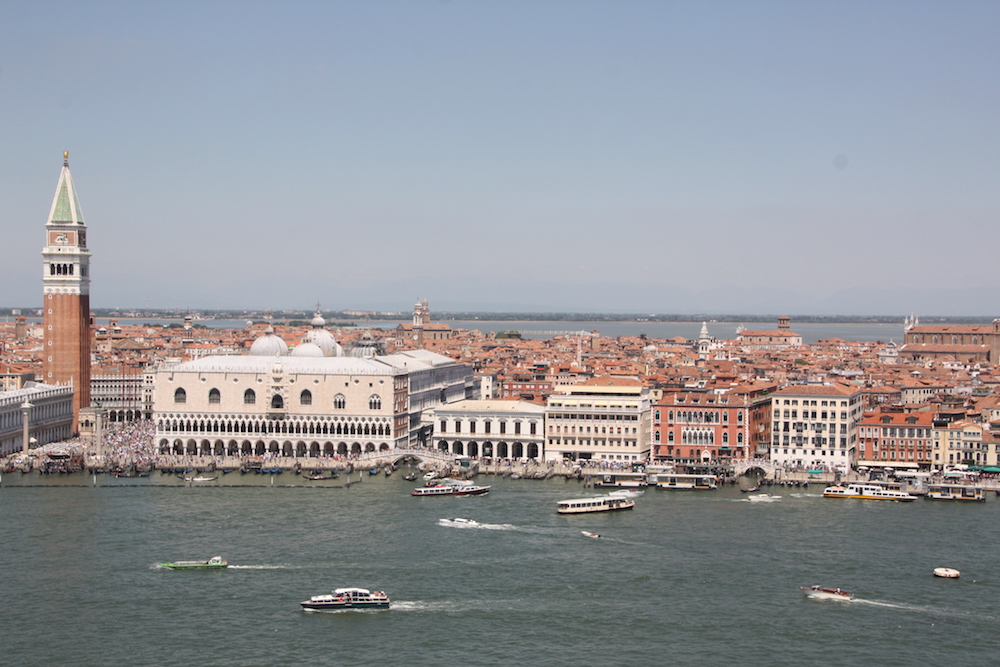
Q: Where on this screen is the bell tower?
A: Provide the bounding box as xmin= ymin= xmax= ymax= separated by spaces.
xmin=42 ymin=151 xmax=92 ymax=430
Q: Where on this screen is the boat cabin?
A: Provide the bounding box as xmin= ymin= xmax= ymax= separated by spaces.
xmin=654 ymin=473 xmax=718 ymax=490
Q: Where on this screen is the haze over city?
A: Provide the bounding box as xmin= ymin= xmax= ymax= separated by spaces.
xmin=2 ymin=1 xmax=998 ymax=316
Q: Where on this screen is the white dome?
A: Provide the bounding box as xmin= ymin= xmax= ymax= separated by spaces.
xmin=249 ymin=327 xmax=289 ymax=356
xmin=305 ymin=328 xmax=341 ymax=357
xmin=290 ymin=341 xmax=324 ymax=357
xmin=311 ymin=313 xmax=326 ymax=327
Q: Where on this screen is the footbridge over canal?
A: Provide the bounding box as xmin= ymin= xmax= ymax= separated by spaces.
xmin=354 ymin=448 xmax=456 ymax=469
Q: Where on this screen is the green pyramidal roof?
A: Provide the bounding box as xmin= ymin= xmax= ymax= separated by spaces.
xmin=47 ymin=158 xmax=86 ymax=226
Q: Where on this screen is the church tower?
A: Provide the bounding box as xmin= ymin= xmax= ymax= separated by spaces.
xmin=42 ymin=151 xmax=92 ymax=431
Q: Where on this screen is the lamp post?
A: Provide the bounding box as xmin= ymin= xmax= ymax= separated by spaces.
xmin=21 ymin=400 xmax=33 ymax=455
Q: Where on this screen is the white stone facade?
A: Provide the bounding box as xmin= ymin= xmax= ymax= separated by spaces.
xmin=544 ymin=383 xmax=651 ymax=463
xmin=432 ymin=399 xmax=545 ymax=460
xmin=768 ymin=384 xmax=863 ymax=471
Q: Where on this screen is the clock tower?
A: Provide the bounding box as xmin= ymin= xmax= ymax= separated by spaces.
xmin=42 ymin=151 xmax=92 ymax=430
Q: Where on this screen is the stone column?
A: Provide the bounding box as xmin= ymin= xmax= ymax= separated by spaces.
xmin=95 ymin=408 xmax=104 ymax=465
xmin=21 ymin=400 xmax=33 ymax=455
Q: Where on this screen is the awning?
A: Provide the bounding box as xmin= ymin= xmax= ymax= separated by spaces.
xmin=856 ymin=460 xmax=919 ymax=469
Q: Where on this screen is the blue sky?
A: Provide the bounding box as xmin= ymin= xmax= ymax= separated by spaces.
xmin=2 ymin=1 xmax=998 ymax=315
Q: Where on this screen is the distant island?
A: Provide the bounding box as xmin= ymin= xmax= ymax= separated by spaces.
xmin=1 ymin=307 xmax=995 ymax=325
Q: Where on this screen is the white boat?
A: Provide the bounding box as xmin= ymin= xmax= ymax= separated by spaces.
xmin=440 ymin=517 xmax=480 ymax=528
xmin=747 ymin=493 xmax=781 ymax=502
xmin=581 ymin=531 xmax=600 ymax=539
xmin=593 ymin=472 xmax=649 ymax=488
xmin=822 ymin=483 xmax=916 ymax=502
xmin=800 ymin=585 xmax=854 ymax=601
xmin=926 ymin=484 xmax=985 ymax=502
xmin=653 ymin=473 xmax=718 ymax=490
xmin=300 ymin=587 xmax=390 ymax=611
xmin=608 ymin=489 xmax=645 ymax=498
xmin=412 ymin=483 xmax=490 ymax=497
xmin=184 ymin=475 xmax=218 ymax=482
xmin=933 ymin=567 xmax=960 ymax=578
xmin=557 ymin=495 xmax=635 ymax=514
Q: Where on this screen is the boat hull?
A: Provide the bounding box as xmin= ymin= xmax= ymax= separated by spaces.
xmin=300 ymin=601 xmax=390 ymax=610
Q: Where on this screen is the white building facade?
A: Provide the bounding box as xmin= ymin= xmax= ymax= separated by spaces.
xmin=432 ymin=399 xmax=545 ymax=460
xmin=768 ymin=383 xmax=864 ymax=471
xmin=0 ymin=383 xmax=75 ymax=456
xmin=152 ymin=326 xmax=474 ymax=457
xmin=544 ymin=380 xmax=651 ymax=463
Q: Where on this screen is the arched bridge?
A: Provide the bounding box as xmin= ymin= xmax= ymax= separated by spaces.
xmin=354 ymin=447 xmax=456 ymax=468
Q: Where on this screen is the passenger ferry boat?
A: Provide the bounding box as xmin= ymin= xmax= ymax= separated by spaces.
xmin=925 ymin=483 xmax=985 ymax=502
xmin=653 ymin=473 xmax=718 ymax=490
xmin=593 ymin=472 xmax=650 ymax=488
xmin=159 ymin=556 xmax=228 ymax=570
xmin=411 ymin=480 xmax=491 ymax=496
xmin=822 ymin=483 xmax=916 ymax=502
xmin=300 ymin=587 xmax=390 ymax=611
xmin=556 ymin=494 xmax=636 ymax=514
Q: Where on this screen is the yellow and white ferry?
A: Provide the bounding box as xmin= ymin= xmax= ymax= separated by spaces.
xmin=822 ymin=482 xmax=916 ymax=502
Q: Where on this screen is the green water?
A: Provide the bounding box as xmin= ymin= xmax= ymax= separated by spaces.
xmin=1 ymin=473 xmax=997 ymax=666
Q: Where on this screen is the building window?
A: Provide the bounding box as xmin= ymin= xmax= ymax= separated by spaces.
xmin=529 ymin=422 xmax=536 ymax=435
xmin=244 ymin=389 xmax=256 ymax=405
xmin=208 ymin=388 xmax=220 ymax=404
xmin=334 ymin=394 xmax=346 ymax=409
xmin=174 ymin=388 xmax=186 ymax=404
xmin=300 ymin=390 xmax=312 ymax=406
xmin=369 ymin=395 xmax=382 ymax=410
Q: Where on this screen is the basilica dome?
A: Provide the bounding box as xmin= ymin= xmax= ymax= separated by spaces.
xmin=249 ymin=326 xmax=289 ymax=356
xmin=290 ymin=341 xmax=324 ymax=357
xmin=302 ymin=309 xmax=343 ymax=356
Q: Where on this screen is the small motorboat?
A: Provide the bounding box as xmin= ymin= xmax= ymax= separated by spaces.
xmin=933 ymin=567 xmax=960 ymax=578
xmin=403 ymin=473 xmax=417 ymax=481
xmin=160 ymin=556 xmax=228 ymax=570
xmin=184 ymin=475 xmax=218 ymax=482
xmin=747 ymin=493 xmax=781 ymax=502
xmin=608 ymin=489 xmax=644 ymax=498
xmin=581 ymin=531 xmax=601 ymax=539
xmin=800 ymin=585 xmax=854 ymax=601
xmin=300 ymin=587 xmax=390 ymax=611
xmin=440 ymin=517 xmax=481 ymax=528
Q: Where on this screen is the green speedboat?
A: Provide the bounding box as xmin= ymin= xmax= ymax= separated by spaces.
xmin=160 ymin=556 xmax=228 ymax=570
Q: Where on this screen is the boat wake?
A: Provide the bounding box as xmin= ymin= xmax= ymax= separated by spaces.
xmin=228 ymin=564 xmax=295 ymax=570
xmin=390 ymin=599 xmax=523 ymax=612
xmin=733 ymin=496 xmax=782 ymax=503
xmin=852 ymin=598 xmax=997 ymax=622
xmin=437 ymin=518 xmax=516 ymax=531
